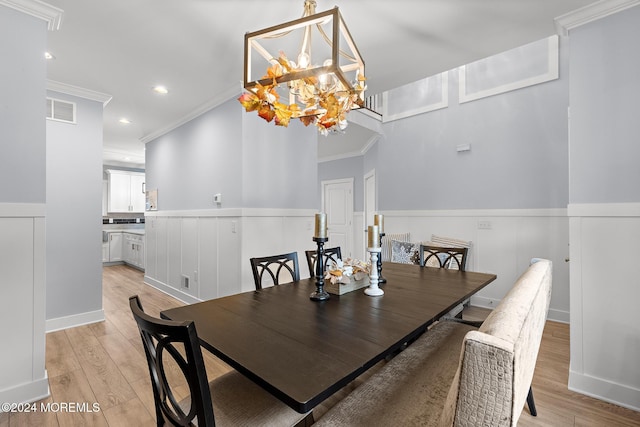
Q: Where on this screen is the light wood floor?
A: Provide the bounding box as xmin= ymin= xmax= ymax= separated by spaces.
xmin=2 ymin=264 xmax=639 ymax=426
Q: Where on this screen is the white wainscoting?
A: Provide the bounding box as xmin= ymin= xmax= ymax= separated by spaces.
xmin=145 ymin=207 xmax=570 ymax=323
xmin=380 ymin=208 xmax=570 ymax=323
xmin=568 ymin=203 xmax=640 ymax=412
xmin=144 ymin=205 xmax=640 ymax=410
xmin=0 ymin=203 xmax=49 ymax=405
xmin=144 ymin=209 xmax=317 ymax=303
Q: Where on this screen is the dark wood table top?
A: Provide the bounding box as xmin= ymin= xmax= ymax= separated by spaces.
xmin=161 ymin=262 xmax=496 ymax=413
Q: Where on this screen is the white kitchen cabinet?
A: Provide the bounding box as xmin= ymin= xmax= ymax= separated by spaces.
xmin=130 ymin=174 xmax=146 ymax=212
xmin=123 ymin=234 xmax=134 ymax=264
xmin=102 ymin=242 xmax=109 ymax=262
xmin=108 ymin=232 xmax=123 ymax=262
xmin=124 ymin=233 xmax=145 ymax=269
xmin=107 ymin=170 xmax=145 ymax=213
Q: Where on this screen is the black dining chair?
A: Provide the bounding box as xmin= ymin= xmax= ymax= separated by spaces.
xmin=129 ymin=295 xmax=310 ymax=427
xmin=419 ymin=245 xmax=468 ymax=271
xmin=419 ymin=245 xmax=470 ymax=318
xmin=249 ymin=252 xmax=300 ymax=290
xmin=304 ymin=246 xmax=342 ymax=278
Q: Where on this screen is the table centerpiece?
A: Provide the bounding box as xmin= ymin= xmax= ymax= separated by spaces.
xmin=324 ymin=258 xmax=371 ymax=295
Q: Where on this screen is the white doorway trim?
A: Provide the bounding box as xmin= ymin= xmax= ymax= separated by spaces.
xmin=321 ymin=178 xmax=354 ymax=258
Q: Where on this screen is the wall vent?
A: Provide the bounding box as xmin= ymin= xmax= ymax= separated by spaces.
xmin=46 ymin=97 xmax=76 ymax=124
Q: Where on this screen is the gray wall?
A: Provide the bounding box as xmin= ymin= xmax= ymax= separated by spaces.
xmin=146 ymin=99 xmax=243 ymax=210
xmin=378 ymin=56 xmax=569 ymax=210
xmin=569 ymin=5 xmax=640 ymax=204
xmin=46 ymin=92 xmax=104 ymax=320
xmin=0 ymin=6 xmax=46 ymax=203
xmin=146 ymin=98 xmax=319 ymax=210
xmin=242 ymin=113 xmax=317 ymax=208
xmin=321 ymin=40 xmax=570 ymax=212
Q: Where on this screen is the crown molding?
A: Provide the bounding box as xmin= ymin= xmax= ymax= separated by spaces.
xmin=318 ymin=134 xmax=379 ymax=163
xmin=0 ymin=0 xmax=63 ymax=30
xmin=555 ymin=0 xmax=640 ymax=36
xmin=46 ymin=80 xmax=112 ymax=106
xmin=141 ymin=84 xmax=241 ymax=144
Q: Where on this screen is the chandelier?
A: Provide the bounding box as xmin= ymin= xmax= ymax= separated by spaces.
xmin=238 ymin=0 xmax=366 ymax=135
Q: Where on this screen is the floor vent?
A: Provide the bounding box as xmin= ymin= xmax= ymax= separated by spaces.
xmin=46 ymin=97 xmax=76 ymax=124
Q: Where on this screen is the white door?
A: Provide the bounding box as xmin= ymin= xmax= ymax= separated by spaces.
xmin=364 ymin=169 xmax=377 ymax=250
xmin=322 ymin=179 xmax=354 ymax=258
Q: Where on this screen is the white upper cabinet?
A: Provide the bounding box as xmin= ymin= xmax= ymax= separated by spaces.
xmin=107 ymin=170 xmax=146 ymax=213
xmin=129 ymin=173 xmax=146 ymax=212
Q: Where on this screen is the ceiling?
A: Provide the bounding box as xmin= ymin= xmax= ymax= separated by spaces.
xmin=44 ymin=0 xmax=597 ymax=167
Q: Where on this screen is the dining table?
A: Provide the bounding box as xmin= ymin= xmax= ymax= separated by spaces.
xmin=161 ymin=261 xmax=497 ymax=414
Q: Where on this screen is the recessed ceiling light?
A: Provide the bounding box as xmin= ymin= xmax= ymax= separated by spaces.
xmin=123 ymin=157 xmax=131 ymax=161
xmin=45 ymin=52 xmax=55 ymax=60
xmin=153 ymin=85 xmax=168 ymax=94
xmin=119 ymin=118 xmax=131 ymax=124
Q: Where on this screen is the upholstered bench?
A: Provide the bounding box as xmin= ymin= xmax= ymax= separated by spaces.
xmin=314 ymin=259 xmax=552 ymax=427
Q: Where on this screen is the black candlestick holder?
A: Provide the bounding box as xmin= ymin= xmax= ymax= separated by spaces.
xmin=378 ymin=233 xmax=386 ymax=283
xmin=310 ymin=237 xmax=330 ymax=301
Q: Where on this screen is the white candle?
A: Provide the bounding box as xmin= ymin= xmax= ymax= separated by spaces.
xmin=314 ymin=213 xmax=327 ymax=238
xmin=368 ymin=225 xmax=380 ymax=248
xmin=374 ymin=214 xmax=384 ymax=233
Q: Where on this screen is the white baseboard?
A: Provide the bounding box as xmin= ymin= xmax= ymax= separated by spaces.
xmin=569 ymin=370 xmax=640 ymax=413
xmin=471 ymin=296 xmax=569 ymax=324
xmin=546 ymin=307 xmax=570 ymax=324
xmin=143 ymin=276 xmax=202 ymax=305
xmin=0 ymin=371 xmax=49 ymax=409
xmin=46 ymin=309 xmax=105 ymax=333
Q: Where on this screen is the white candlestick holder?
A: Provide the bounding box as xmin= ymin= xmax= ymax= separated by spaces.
xmin=365 ymin=247 xmax=384 ymax=296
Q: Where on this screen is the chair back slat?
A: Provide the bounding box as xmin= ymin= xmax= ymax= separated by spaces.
xmin=419 ymin=245 xmax=468 ymax=271
xmin=250 ymin=252 xmax=300 ymax=290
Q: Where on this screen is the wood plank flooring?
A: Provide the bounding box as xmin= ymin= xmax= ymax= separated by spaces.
xmin=1 ymin=265 xmax=639 ymax=426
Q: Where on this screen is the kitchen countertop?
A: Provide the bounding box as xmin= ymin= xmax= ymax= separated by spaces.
xmin=103 ymin=228 xmax=145 ymax=235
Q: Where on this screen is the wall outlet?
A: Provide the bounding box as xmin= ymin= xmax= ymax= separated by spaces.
xmin=213 ymin=193 xmax=222 ymax=204
xmin=478 ymin=220 xmax=492 ymax=230
xmin=181 ymin=275 xmax=190 ymax=289
xmin=231 ymin=220 xmax=237 ymax=233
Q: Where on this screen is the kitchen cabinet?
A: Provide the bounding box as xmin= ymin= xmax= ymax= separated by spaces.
xmin=107 ymin=170 xmax=145 ymax=213
xmin=104 ymin=230 xmax=145 ymax=270
xmin=108 ymin=232 xmax=123 ymax=262
xmin=124 ymin=233 xmax=145 ymax=269
xmin=102 ymin=242 xmax=109 ymax=262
